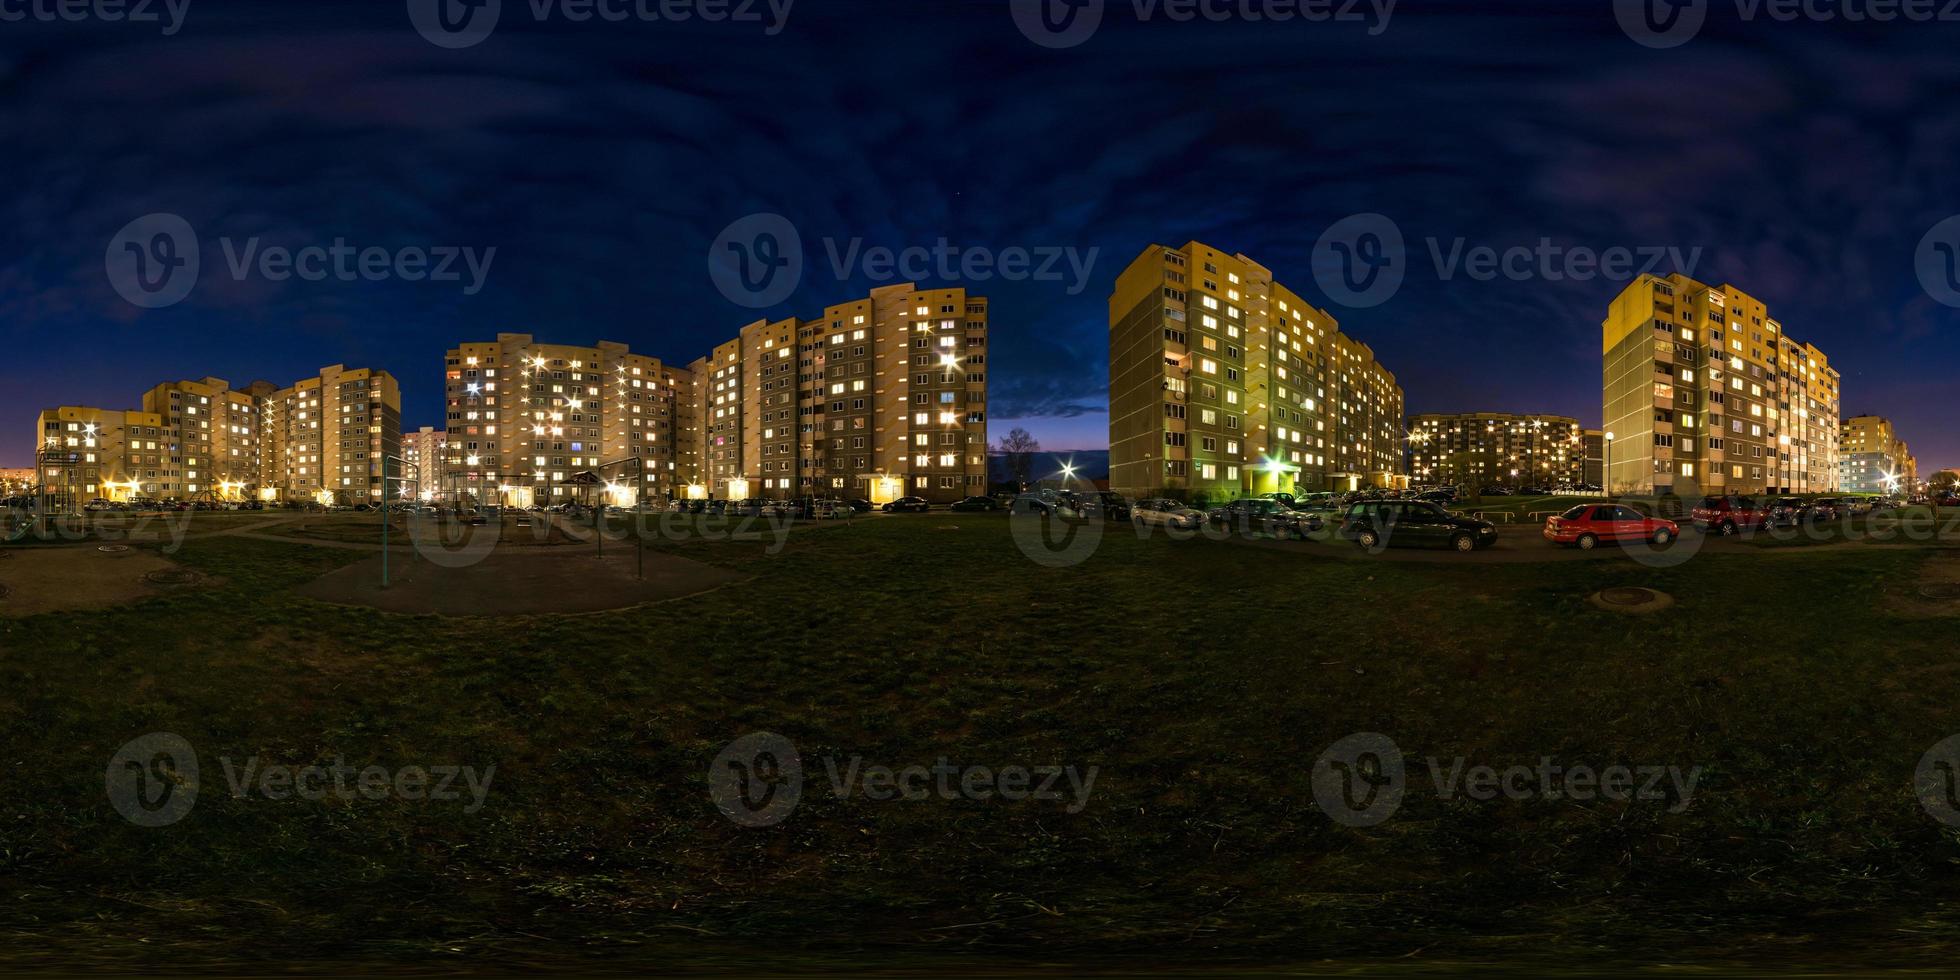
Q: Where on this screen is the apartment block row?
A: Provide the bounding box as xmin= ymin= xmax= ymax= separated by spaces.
xmin=1839 ymin=415 xmax=1917 ymax=493
xmin=33 ymin=365 xmax=402 ymax=504
xmin=1603 ymin=273 xmax=1842 ymax=496
xmin=1107 ymin=241 xmax=1406 ymax=500
xmin=1407 ymin=413 xmax=1599 ymax=489
xmin=438 ymin=282 xmax=989 ymax=505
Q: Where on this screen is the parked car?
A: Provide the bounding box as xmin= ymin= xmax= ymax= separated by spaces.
xmin=1479 ymin=485 xmax=1516 ymax=497
xmin=1208 ymin=498 xmax=1315 ymax=539
xmin=812 ymin=498 xmax=854 ymax=519
xmin=847 ymin=498 xmax=875 ymax=513
xmin=1769 ymin=497 xmax=1823 ymax=526
xmin=1011 ymin=492 xmax=1078 ymax=519
xmin=1808 ymin=497 xmax=1845 ymax=521
xmin=1075 ymin=491 xmax=1132 ymax=521
xmin=1937 ymin=494 xmax=1960 ymax=508
xmin=1131 ymin=497 xmax=1203 ymax=530
xmin=83 ymin=498 xmax=115 ymax=511
xmin=1543 ymin=504 xmax=1678 ymax=549
xmin=882 ymin=496 xmax=931 ymax=513
xmin=1414 ymin=489 xmax=1456 ymax=504
xmin=1691 ymin=496 xmax=1774 ymax=535
xmin=1518 ymin=485 xmax=1554 ymax=496
xmin=1338 ymin=500 xmax=1499 ymax=552
xmin=949 ymin=495 xmax=1000 ymax=512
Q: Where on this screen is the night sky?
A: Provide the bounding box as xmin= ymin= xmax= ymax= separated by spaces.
xmin=3 ymin=0 xmax=1956 ymax=472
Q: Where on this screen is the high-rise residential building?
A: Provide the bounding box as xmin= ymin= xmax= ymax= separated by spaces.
xmin=1603 ymin=273 xmax=1839 ymax=496
xmin=402 ymin=426 xmax=446 ymax=495
xmin=1839 ymin=415 xmax=1913 ymax=494
xmin=441 ymin=335 xmax=693 ymax=507
xmin=1583 ymin=429 xmax=1605 ymax=488
xmin=261 ymin=366 xmax=402 ymax=505
xmin=694 ymin=283 xmax=991 ymax=503
xmin=1406 ymin=413 xmax=1587 ymax=488
xmin=444 ymin=284 xmax=989 ymax=507
xmin=139 ymin=377 xmax=266 ymax=500
xmin=33 ymin=365 xmax=399 ymax=504
xmin=33 ymin=406 xmax=171 ymax=502
xmin=1108 ymin=241 xmax=1405 ymax=500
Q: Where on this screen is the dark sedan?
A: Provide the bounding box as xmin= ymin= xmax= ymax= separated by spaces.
xmin=1338 ymin=500 xmax=1499 ymax=552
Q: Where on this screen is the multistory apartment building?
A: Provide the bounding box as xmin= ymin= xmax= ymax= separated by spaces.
xmin=1603 ymin=273 xmax=1839 ymax=496
xmin=33 ymin=365 xmax=398 ymax=504
xmin=1583 ymin=429 xmax=1605 ymax=488
xmin=33 ymin=406 xmax=171 ymax=501
xmin=1108 ymin=241 xmax=1404 ymax=500
xmin=1407 ymin=413 xmax=1587 ymax=488
xmin=441 ymin=335 xmax=692 ymax=506
xmin=1839 ymin=415 xmax=1913 ymax=493
xmin=139 ymin=378 xmax=266 ymax=499
xmin=259 ymin=366 xmax=402 ymax=504
xmin=697 ymin=283 xmax=991 ymax=503
xmin=402 ymin=426 xmax=446 ymax=494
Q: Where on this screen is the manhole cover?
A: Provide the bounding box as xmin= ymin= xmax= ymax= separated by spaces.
xmin=0 ymin=550 xmax=13 ymax=559
xmin=144 ymin=569 xmax=199 ymax=586
xmin=1921 ymin=583 xmax=1960 ymax=601
xmin=1590 ymin=587 xmax=1674 ymax=614
xmin=98 ymin=545 xmax=131 ymax=554
xmin=0 ymin=582 xmax=10 ymax=600
xmin=1600 ymin=587 xmax=1658 ymax=606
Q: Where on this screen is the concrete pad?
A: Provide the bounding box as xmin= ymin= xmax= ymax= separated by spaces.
xmin=294 ymin=546 xmax=745 ymax=616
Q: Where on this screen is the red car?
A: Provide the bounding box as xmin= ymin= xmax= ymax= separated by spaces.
xmin=1543 ymin=504 xmax=1678 ymax=549
xmin=1691 ymin=496 xmax=1774 ymax=535
xmin=1937 ymin=494 xmax=1960 ymax=509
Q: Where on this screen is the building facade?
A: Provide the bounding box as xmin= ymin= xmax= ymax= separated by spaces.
xmin=443 ymin=285 xmax=989 ymax=506
xmin=1603 ymin=273 xmax=1839 ymax=496
xmin=1108 ymin=241 xmax=1405 ymax=501
xmin=402 ymin=426 xmax=446 ymax=496
xmin=1406 ymin=413 xmax=1587 ymax=489
xmin=1839 ymin=415 xmax=1912 ymax=494
xmin=33 ymin=365 xmax=399 ymax=504
xmin=696 ymin=283 xmax=991 ymax=504
xmin=441 ymin=335 xmax=693 ymax=507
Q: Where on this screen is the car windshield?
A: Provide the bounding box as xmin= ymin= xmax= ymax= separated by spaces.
xmin=1560 ymin=506 xmax=1589 ymax=520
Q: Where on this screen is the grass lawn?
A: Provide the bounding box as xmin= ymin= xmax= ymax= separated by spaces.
xmin=3 ymin=515 xmax=1960 ymax=973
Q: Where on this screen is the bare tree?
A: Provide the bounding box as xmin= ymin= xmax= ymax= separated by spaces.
xmin=998 ymin=428 xmax=1040 ymax=490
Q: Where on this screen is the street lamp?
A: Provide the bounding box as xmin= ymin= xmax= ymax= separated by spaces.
xmin=1604 ymin=431 xmax=1615 ymax=497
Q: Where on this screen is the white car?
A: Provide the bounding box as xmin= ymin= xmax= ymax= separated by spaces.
xmin=1131 ymin=497 xmax=1203 ymax=530
xmin=815 ymin=499 xmax=854 ymax=519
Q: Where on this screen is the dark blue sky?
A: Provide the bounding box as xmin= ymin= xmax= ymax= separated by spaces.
xmin=3 ymin=0 xmax=1957 ymax=472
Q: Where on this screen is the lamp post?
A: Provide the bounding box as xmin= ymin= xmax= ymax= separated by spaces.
xmin=1604 ymin=431 xmax=1615 ymax=498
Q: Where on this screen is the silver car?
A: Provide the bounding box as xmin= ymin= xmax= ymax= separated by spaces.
xmin=1131 ymin=497 xmax=1203 ymax=530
